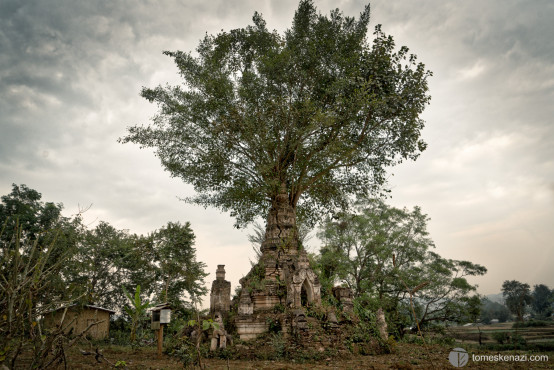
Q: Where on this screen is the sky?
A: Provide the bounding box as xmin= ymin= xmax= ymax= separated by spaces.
xmin=1 ymin=0 xmax=553 ymax=302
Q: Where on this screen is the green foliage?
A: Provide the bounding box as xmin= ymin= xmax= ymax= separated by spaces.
xmin=305 ymin=305 xmax=326 ymax=321
xmin=266 ymin=317 xmax=282 ymax=334
xmin=480 ymin=298 xmax=511 ymax=324
xmin=120 ymin=0 xmax=431 ymax=228
xmin=0 ymin=185 xmax=209 ymax=365
xmin=165 ymin=335 xmax=198 ymax=368
xmin=149 ymin=222 xmax=208 ymax=305
xmin=69 ymin=220 xmax=207 ymax=313
xmin=122 ymin=285 xmax=151 ymax=343
xmin=532 ymin=284 xmax=553 ymax=318
xmin=502 ymin=280 xmax=532 ymax=322
xmin=317 ymin=198 xmax=435 ymax=297
xmin=512 ymin=320 xmax=550 ymax=328
xmin=0 ymin=184 xmax=82 ymax=305
xmin=0 ymin=220 xmax=76 ymax=367
xmin=317 ymin=198 xmax=487 ymax=331
xmin=492 ymin=331 xmax=509 ymax=344
xmin=490 ymin=331 xmax=527 ymax=348
xmin=270 ymin=333 xmax=286 ymax=359
xmin=70 ymin=221 xmax=139 ymax=310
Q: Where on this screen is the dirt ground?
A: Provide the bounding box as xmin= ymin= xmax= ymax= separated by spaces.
xmin=35 ymin=342 xmax=553 ymax=369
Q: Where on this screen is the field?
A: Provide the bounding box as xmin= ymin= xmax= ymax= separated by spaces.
xmin=447 ymin=322 xmax=554 ymax=347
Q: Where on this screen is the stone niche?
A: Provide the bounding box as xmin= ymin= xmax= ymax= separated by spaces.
xmin=210 ymin=265 xmax=231 ymax=315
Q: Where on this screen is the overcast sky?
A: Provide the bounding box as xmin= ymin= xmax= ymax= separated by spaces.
xmin=1 ymin=0 xmax=552 ymax=301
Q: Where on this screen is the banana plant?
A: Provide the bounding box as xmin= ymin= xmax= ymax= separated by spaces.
xmin=122 ymin=285 xmax=151 ymax=343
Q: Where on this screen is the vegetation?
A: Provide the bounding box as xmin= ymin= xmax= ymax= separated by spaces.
xmin=480 ymin=298 xmax=511 ymax=324
xmin=122 ymin=285 xmax=152 ymax=343
xmin=3 ymin=0 xmax=554 ymax=368
xmin=502 ymin=280 xmax=533 ymax=322
xmin=315 ymin=198 xmax=486 ymax=332
xmin=0 ymin=184 xmax=208 ymax=368
xmin=120 ymin=0 xmax=432 ymax=242
xmin=532 ymin=284 xmax=553 ymax=319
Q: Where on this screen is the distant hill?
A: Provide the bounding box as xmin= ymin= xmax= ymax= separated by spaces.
xmin=485 ymin=293 xmax=504 ymax=304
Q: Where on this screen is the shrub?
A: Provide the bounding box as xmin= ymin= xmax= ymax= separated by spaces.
xmin=492 ymin=332 xmax=509 ymax=344
xmin=512 ymin=320 xmax=550 ymax=328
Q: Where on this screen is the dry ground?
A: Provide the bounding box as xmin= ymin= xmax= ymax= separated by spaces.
xmin=23 ymin=342 xmax=552 ymax=369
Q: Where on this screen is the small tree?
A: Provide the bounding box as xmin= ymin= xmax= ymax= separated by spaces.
xmin=502 ymin=280 xmax=532 ymax=322
xmin=123 ymin=285 xmax=151 ymax=343
xmin=0 ymin=222 xmax=78 ymax=368
xmin=149 ymin=222 xmax=208 ymax=306
xmin=531 ymin=284 xmax=552 ymax=319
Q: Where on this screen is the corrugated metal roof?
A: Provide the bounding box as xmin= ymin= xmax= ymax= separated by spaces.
xmin=45 ymin=304 xmax=116 ymax=314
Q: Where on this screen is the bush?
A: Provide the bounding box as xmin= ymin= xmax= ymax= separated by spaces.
xmin=512 ymin=320 xmax=550 ymax=328
xmin=165 ymin=336 xmax=200 ymax=367
xmin=492 ymin=332 xmax=509 ymax=344
xmin=266 ymin=317 xmax=282 ymax=333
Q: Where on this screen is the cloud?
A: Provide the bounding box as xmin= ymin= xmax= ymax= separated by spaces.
xmin=1 ymin=0 xmax=553 ymax=298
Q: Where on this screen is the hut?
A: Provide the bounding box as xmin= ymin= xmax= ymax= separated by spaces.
xmin=43 ymin=304 xmax=115 ymax=340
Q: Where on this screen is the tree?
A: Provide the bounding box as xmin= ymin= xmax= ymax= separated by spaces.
xmin=120 ymin=0 xmax=431 ymax=252
xmin=148 ymin=222 xmax=208 ymax=307
xmin=0 ymin=184 xmax=82 ymax=305
xmin=410 ymin=254 xmax=485 ymax=327
xmin=480 ymin=298 xmax=510 ymax=324
xmin=316 ymin=199 xmax=486 ymax=328
xmin=317 ymin=198 xmax=433 ymax=298
xmin=502 ymin=280 xmax=532 ymax=322
xmin=0 ymin=184 xmax=63 ymax=243
xmin=68 ymin=221 xmax=138 ymax=310
xmin=531 ymin=284 xmax=552 ymax=319
xmin=0 ymin=219 xmax=80 ymax=368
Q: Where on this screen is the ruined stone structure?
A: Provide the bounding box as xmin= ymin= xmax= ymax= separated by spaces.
xmin=234 ymin=188 xmax=323 ymax=340
xmin=332 ymin=286 xmax=354 ymax=313
xmin=210 ymin=313 xmax=228 ymax=351
xmin=209 ymin=265 xmax=231 ymax=315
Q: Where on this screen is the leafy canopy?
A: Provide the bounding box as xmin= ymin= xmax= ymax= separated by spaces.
xmin=502 ymin=280 xmax=532 ymax=321
xmin=120 ymin=0 xmax=432 ymax=227
xmin=316 ymin=198 xmax=486 ymax=327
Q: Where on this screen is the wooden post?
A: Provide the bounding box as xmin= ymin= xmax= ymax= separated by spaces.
xmin=157 ymin=325 xmax=164 ymax=356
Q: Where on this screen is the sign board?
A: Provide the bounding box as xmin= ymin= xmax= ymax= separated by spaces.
xmin=160 ymin=309 xmax=171 ymax=324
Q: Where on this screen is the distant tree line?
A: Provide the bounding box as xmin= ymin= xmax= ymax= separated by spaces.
xmin=500 ymin=280 xmax=553 ymax=322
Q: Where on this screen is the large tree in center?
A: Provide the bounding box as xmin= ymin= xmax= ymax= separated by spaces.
xmin=121 ymin=1 xmax=431 ymax=251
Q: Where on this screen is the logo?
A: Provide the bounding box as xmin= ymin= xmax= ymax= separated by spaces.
xmin=449 ymin=347 xmax=469 ymax=367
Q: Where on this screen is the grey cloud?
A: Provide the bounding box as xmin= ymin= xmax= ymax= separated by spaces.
xmin=1 ymin=0 xmax=553 ymax=296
